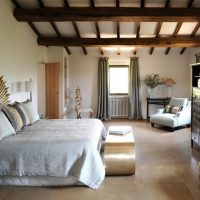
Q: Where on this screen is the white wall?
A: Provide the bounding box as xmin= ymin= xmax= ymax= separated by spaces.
xmin=67 ymin=54 xmax=98 ymax=118
xmin=67 ymin=48 xmax=197 ymax=119
xmin=0 ymin=1 xmax=46 ymax=111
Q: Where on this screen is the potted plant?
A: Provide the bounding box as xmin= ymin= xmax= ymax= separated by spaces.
xmin=144 ymin=73 xmax=161 ymax=98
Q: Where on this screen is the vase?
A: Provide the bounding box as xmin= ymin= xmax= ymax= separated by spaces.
xmin=148 ymin=87 xmax=155 ymax=98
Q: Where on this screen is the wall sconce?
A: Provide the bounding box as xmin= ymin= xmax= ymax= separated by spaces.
xmin=164 ymin=78 xmax=176 ymax=97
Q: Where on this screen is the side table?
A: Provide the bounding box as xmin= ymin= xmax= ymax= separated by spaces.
xmin=104 ymin=127 xmax=135 ymax=175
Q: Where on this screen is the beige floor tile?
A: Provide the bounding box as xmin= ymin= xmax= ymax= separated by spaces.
xmin=184 ymin=181 xmax=200 ymax=200
xmin=3 ymin=187 xmax=55 ymax=200
xmin=0 ymin=187 xmax=12 ymax=200
xmin=50 ymin=186 xmax=98 ymax=200
xmin=138 ymin=165 xmax=182 ymax=183
xmin=175 ymin=164 xmax=200 ymax=182
xmin=143 ymin=183 xmax=195 ymax=200
xmin=0 ymin=120 xmax=200 ymax=200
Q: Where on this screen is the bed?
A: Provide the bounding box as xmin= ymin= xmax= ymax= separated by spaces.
xmin=0 ymin=76 xmax=106 ymax=189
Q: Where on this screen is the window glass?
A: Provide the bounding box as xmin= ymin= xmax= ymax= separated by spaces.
xmin=109 ymin=66 xmax=129 ymax=94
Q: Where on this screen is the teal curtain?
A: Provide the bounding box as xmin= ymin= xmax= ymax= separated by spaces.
xmin=97 ymin=57 xmax=111 ymax=120
xmin=128 ymin=57 xmax=142 ymax=119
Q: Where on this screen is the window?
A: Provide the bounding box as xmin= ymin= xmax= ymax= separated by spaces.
xmin=109 ymin=65 xmax=129 ymax=94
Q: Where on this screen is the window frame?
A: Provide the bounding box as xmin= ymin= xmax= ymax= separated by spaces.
xmin=109 ymin=65 xmax=129 ymax=96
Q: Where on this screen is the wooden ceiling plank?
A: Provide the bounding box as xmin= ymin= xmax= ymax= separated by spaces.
xmin=187 ymin=0 xmax=194 ymax=8
xmin=37 ymin=0 xmax=45 ymax=8
xmin=37 ymin=36 xmax=200 ymax=47
xmin=165 ymin=0 xmax=171 ymax=8
xmin=13 ymin=8 xmax=200 ymax=22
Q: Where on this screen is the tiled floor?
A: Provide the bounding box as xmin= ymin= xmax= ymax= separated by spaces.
xmin=0 ymin=120 xmax=200 ymax=200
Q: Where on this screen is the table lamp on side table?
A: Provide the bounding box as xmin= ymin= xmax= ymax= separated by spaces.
xmin=164 ymin=78 xmax=176 ymax=97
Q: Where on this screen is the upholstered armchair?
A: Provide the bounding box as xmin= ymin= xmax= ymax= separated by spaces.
xmin=150 ymin=97 xmax=191 ymax=131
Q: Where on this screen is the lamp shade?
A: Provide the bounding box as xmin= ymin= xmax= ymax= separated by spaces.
xmin=164 ymin=78 xmax=176 ymax=86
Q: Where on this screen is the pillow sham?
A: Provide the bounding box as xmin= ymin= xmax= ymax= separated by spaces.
xmin=0 ymin=110 xmax=16 ymax=140
xmin=2 ymin=105 xmax=24 ymax=132
xmin=165 ymin=105 xmax=182 ymax=114
xmin=20 ymin=101 xmax=39 ymax=124
xmin=14 ymin=103 xmax=30 ymax=126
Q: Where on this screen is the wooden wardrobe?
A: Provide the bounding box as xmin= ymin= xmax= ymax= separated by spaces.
xmin=45 ymin=63 xmax=60 ymax=119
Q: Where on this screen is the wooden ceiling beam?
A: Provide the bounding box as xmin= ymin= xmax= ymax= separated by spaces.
xmin=11 ymin=0 xmax=21 ymax=8
xmin=38 ymin=1 xmax=71 ymax=54
xmin=37 ymin=36 xmax=200 ymax=47
xmin=13 ymin=7 xmax=200 ymax=22
xmin=37 ymin=0 xmax=45 ymax=8
xmin=63 ymin=0 xmax=69 ymax=8
xmin=191 ymin=22 xmax=200 ymax=37
xmin=165 ymin=0 xmax=171 ymax=8
xmin=63 ymin=1 xmax=85 ymax=55
xmin=116 ymin=0 xmax=120 ymax=8
xmin=180 ymin=22 xmax=200 ymax=55
xmin=141 ymin=0 xmax=145 ymax=8
xmin=90 ymin=0 xmax=95 ymax=8
xmin=136 ymin=22 xmax=140 ymax=38
xmin=100 ymin=48 xmax=104 ymax=55
xmin=95 ymin=22 xmax=100 ymax=38
xmin=72 ymin=22 xmax=87 ymax=55
xmin=187 ymin=0 xmax=194 ymax=8
xmin=117 ymin=22 xmax=120 ymax=38
xmin=165 ymin=22 xmax=183 ymax=54
xmin=90 ymin=1 xmax=103 ymax=55
xmin=11 ymin=0 xmax=41 ymax=38
xmin=149 ymin=22 xmax=163 ymax=55
xmin=28 ymin=22 xmax=41 ymax=37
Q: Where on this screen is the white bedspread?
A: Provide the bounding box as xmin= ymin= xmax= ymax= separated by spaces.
xmin=0 ymin=119 xmax=106 ymax=189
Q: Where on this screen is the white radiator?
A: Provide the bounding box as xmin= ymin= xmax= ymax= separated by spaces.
xmin=110 ymin=97 xmax=129 ymax=118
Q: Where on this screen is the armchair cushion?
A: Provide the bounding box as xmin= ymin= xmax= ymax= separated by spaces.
xmin=169 ymin=97 xmax=188 ymax=109
xmin=150 ymin=98 xmax=191 ymax=130
xmin=165 ymin=105 xmax=182 ymax=114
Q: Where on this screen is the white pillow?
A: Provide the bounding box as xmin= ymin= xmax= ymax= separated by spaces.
xmin=20 ymin=101 xmax=40 ymax=125
xmin=0 ymin=111 xmax=16 ymax=140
